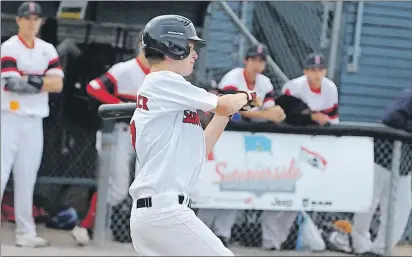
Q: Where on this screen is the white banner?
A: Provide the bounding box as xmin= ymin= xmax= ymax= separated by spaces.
xmin=192 ymin=131 xmax=374 ymax=212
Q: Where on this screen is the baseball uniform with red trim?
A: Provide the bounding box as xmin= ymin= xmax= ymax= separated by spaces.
xmin=218 ymin=67 xmax=275 ymax=115
xmin=282 ymin=75 xmax=339 ymax=124
xmin=129 ymin=71 xmax=233 ymax=256
xmin=87 ymin=57 xmax=149 ymax=205
xmin=1 ymin=35 xmax=64 ymax=237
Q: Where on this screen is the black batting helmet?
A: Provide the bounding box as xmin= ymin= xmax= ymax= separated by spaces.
xmin=141 ymin=15 xmax=206 ymax=60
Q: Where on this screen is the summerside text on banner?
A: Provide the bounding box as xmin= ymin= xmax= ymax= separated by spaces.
xmin=192 ymin=131 xmax=374 ymax=212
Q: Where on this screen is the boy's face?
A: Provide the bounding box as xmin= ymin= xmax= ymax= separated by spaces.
xmin=244 ymin=56 xmax=266 ymax=74
xmin=304 ymin=68 xmax=327 ymax=85
xmin=170 ymin=41 xmax=198 ymax=77
xmin=16 ymin=15 xmax=42 ymax=37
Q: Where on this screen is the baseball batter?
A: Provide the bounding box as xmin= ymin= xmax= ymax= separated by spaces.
xmin=261 ymin=54 xmax=339 ymax=251
xmin=197 ymin=43 xmax=285 ymax=246
xmin=129 ymin=15 xmax=261 ymax=256
xmin=1 ymin=2 xmax=64 ymax=247
xmin=71 ymin=35 xmax=150 ymax=245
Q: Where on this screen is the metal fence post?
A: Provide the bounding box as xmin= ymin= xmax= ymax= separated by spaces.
xmin=195 ymin=2 xmax=213 ymax=84
xmin=327 ymin=0 xmax=343 ymax=80
xmin=93 ymin=119 xmax=116 ymax=246
xmin=237 ymin=1 xmax=249 ymax=66
xmin=384 ymin=140 xmax=402 ymax=256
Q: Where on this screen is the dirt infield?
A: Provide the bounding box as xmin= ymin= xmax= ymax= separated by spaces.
xmin=1 ymin=222 xmax=411 ymax=256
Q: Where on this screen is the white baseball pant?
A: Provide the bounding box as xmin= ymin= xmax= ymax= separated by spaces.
xmin=130 ymin=192 xmax=234 ymax=256
xmin=96 ymin=122 xmax=135 ymax=206
xmin=197 ymin=208 xmax=238 ymax=240
xmin=352 ymin=164 xmax=412 ymax=255
xmin=1 ymin=112 xmax=43 ymax=237
xmin=261 ymin=210 xmax=299 ymax=249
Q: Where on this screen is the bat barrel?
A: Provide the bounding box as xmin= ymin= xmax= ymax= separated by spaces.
xmin=98 ymin=103 xmax=136 ymax=119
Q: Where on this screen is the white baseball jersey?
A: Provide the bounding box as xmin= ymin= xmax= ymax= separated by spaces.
xmin=218 ymin=67 xmax=275 ymax=122
xmin=282 ymin=75 xmax=339 ymax=124
xmin=129 ymin=71 xmax=218 ymax=199
xmin=1 ymin=35 xmax=64 ymax=117
xmin=87 ymin=57 xmax=149 ymax=104
xmin=218 ymin=68 xmax=275 ymax=106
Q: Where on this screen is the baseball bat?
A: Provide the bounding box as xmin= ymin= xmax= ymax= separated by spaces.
xmin=98 ymin=103 xmax=136 ymax=119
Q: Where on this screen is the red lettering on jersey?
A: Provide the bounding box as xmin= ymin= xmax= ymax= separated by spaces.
xmin=130 ymin=120 xmax=136 ymax=151
xmin=182 ymin=110 xmax=201 ymax=126
xmin=137 ymin=95 xmax=149 ymax=110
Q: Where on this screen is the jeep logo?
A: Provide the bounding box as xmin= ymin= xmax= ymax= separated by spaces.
xmin=271 ymin=197 xmax=293 ymax=207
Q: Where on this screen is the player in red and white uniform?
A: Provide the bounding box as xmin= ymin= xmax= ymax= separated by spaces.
xmin=70 ymin=34 xmax=150 ymax=245
xmin=282 ymin=53 xmax=339 ymax=125
xmin=129 ymin=15 xmax=261 ymax=256
xmin=1 ymin=2 xmax=63 ymax=247
xmin=261 ymin=53 xmax=339 ymax=251
xmin=217 ymin=44 xmax=285 ymax=123
xmin=197 ymin=44 xmax=285 ymax=246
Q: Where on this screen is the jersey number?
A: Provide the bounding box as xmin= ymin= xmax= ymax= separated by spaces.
xmin=137 ymin=95 xmax=149 ymax=111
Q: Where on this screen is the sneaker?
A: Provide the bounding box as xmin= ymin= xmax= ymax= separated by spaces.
xmin=15 ymin=235 xmax=49 ymax=247
xmin=71 ymin=226 xmax=90 ymax=246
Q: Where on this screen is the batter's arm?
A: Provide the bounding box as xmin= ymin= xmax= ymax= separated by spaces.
xmin=212 ymin=93 xmax=248 ymax=116
xmin=204 ymin=115 xmax=230 ymax=156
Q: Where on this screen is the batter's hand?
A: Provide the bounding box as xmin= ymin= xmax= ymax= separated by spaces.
xmin=264 ymin=106 xmax=286 ymax=123
xmin=238 ymin=90 xmax=262 ymax=111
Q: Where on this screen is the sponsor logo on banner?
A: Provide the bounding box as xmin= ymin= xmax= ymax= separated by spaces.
xmin=213 ymin=135 xmax=328 ymax=196
xmin=311 ymin=200 xmax=333 ymax=206
xmin=302 ymin=198 xmax=309 ymax=208
xmin=271 ymin=197 xmax=293 ymax=207
xmin=300 ymin=146 xmax=328 ymax=170
xmin=244 ymin=135 xmax=273 ymax=155
xmin=301 ymin=198 xmax=333 ymax=208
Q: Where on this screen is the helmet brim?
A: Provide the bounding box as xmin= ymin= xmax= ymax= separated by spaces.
xmin=188 ymin=36 xmax=206 ymax=47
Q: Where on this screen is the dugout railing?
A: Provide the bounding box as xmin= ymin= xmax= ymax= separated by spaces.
xmin=95 ymin=103 xmax=412 ymax=256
